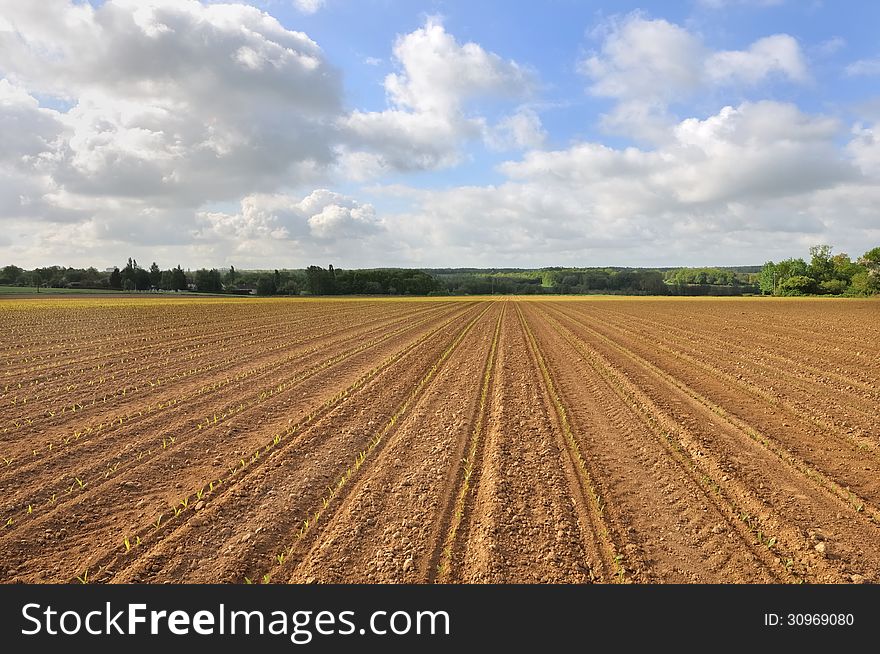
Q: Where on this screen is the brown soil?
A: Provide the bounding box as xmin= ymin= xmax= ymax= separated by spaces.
xmin=1 ymin=296 xmax=877 ymax=584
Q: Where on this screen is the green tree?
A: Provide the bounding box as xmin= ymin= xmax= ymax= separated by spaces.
xmin=149 ymin=262 xmax=161 ymax=288
xmin=758 ymin=262 xmax=777 ymax=295
xmin=121 ymin=257 xmax=137 ymax=288
xmin=194 ymin=269 xmax=222 ymax=293
xmin=848 ymin=272 xmax=873 ymax=296
xmin=256 ymin=275 xmax=277 ymax=296
xmin=109 ymin=267 xmax=122 ymax=290
xmin=857 ymin=247 xmax=880 ymax=294
xmin=819 ymin=279 xmax=847 ymax=295
xmin=774 ymin=258 xmax=808 ymax=293
xmin=131 ymin=267 xmax=148 ymax=290
xmin=224 ymin=265 xmax=237 ymax=286
xmin=860 ymin=246 xmax=880 ymax=274
xmin=0 ymin=265 xmax=23 ymax=285
xmin=306 ymin=265 xmax=332 ymax=295
xmin=170 ymin=265 xmax=187 ymax=291
xmin=808 ymin=244 xmax=834 ymax=283
xmin=779 ymin=275 xmax=818 ymax=296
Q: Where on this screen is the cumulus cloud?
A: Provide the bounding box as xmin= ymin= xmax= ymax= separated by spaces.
xmin=292 ymin=0 xmax=324 ymax=14
xmin=580 ymin=14 xmax=808 ymax=142
xmin=580 ymin=17 xmax=705 ymax=102
xmin=846 ymin=58 xmax=880 ymax=77
xmin=0 ymin=0 xmax=342 ymax=205
xmin=337 ymin=17 xmax=537 ymax=177
xmin=375 ymin=101 xmax=870 ymax=266
xmin=0 ymin=79 xmax=84 ymax=223
xmin=847 ymin=123 xmax=880 ymax=177
xmin=485 ymin=108 xmax=547 ymax=151
xmin=706 ymin=35 xmax=808 ymax=84
xmin=197 ymin=189 xmax=381 ymax=245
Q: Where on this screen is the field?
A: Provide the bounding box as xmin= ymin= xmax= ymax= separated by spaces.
xmin=0 ymin=295 xmax=878 ymax=584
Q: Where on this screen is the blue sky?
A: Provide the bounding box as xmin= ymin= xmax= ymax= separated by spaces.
xmin=1 ymin=0 xmax=879 ymax=268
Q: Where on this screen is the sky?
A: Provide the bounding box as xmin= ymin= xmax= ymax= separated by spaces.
xmin=1 ymin=0 xmax=879 ymax=270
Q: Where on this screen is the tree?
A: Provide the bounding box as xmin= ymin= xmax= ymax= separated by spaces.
xmin=0 ymin=265 xmax=23 ymax=285
xmin=121 ymin=257 xmax=139 ymax=288
xmin=149 ymin=262 xmax=161 ymax=288
xmin=109 ymin=267 xmax=122 ymax=290
xmin=134 ymin=267 xmax=151 ymax=290
xmin=831 ymin=253 xmax=858 ymax=281
xmin=779 ymin=275 xmax=818 ymax=296
xmin=194 ymin=268 xmax=222 ymax=293
xmin=758 ymin=262 xmax=777 ymax=295
xmin=809 ymin=244 xmax=834 ymax=283
xmin=256 ymin=275 xmax=277 ymax=296
xmin=774 ymin=258 xmax=808 ymax=292
xmin=306 ymin=265 xmax=332 ymax=295
xmin=819 ymin=279 xmax=847 ymax=295
xmin=857 ymin=247 xmax=880 ymax=294
xmin=171 ymin=265 xmax=187 ymax=291
xmin=848 ymin=272 xmax=873 ymax=296
xmin=224 ymin=265 xmax=237 ymax=286
xmin=860 ymin=247 xmax=880 ymax=274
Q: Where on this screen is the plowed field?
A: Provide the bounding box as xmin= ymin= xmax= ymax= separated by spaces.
xmin=1 ymin=296 xmax=878 ymax=584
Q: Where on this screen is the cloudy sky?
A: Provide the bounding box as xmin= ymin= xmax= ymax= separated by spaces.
xmin=1 ymin=0 xmax=879 ymax=270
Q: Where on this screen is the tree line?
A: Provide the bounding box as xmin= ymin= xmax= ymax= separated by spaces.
xmin=758 ymin=245 xmax=880 ymax=296
xmin=2 ymin=245 xmax=877 ymax=296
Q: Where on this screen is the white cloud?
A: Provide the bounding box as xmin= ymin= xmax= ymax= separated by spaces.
xmin=0 ymin=0 xmax=342 ymax=206
xmin=337 ymin=17 xmax=536 ymax=176
xmin=706 ymin=35 xmax=808 ymax=84
xmin=293 ymin=0 xmax=324 ymax=14
xmin=485 ymin=108 xmax=547 ymax=151
xmin=373 ymin=101 xmax=870 ymax=266
xmin=580 ymin=16 xmax=705 ymax=102
xmin=847 ymin=123 xmax=880 ymax=177
xmin=197 ymin=189 xmax=381 ymax=244
xmin=383 ymin=16 xmax=532 ymax=114
xmin=580 ymin=14 xmax=808 ymax=142
xmin=0 ymin=79 xmax=83 ymax=223
xmin=846 ymin=57 xmax=880 ymax=77
xmin=816 ymin=36 xmax=845 ymax=56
